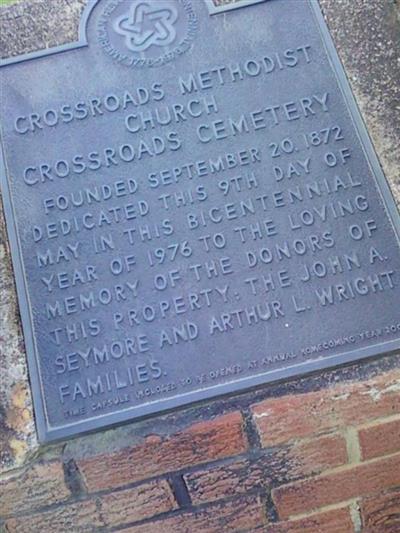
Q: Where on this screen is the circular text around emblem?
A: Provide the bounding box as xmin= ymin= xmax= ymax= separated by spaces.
xmin=97 ymin=0 xmax=198 ymax=68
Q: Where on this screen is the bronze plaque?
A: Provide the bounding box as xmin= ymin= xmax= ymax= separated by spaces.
xmin=1 ymin=0 xmax=400 ymax=441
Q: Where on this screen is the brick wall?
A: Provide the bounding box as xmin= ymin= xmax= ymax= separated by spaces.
xmin=1 ymin=357 xmax=399 ymax=532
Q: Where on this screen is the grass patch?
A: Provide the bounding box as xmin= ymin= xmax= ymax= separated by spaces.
xmin=0 ymin=0 xmax=19 ymax=6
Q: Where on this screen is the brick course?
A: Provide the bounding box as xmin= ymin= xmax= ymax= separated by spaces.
xmin=76 ymin=412 xmax=248 ymax=492
xmin=1 ymin=367 xmax=399 ymax=532
xmin=251 ymin=370 xmax=400 ymax=447
xmin=0 ymin=461 xmax=70 ymax=516
xmin=360 ymin=487 xmax=400 ymax=532
xmin=255 ymin=507 xmax=354 ymax=533
xmin=272 ymin=453 xmax=400 ymax=519
xmin=121 ymin=495 xmax=266 ymax=533
xmin=184 ymin=433 xmax=348 ymax=504
xmin=100 ymin=480 xmax=177 ymax=528
xmin=358 ymin=417 xmax=400 ymax=460
xmin=5 ymin=500 xmax=102 ymax=533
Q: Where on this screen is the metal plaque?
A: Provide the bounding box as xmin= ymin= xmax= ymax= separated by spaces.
xmin=1 ymin=0 xmax=400 ymax=442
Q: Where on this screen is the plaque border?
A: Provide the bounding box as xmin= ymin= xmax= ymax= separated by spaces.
xmin=0 ymin=0 xmax=400 ymax=443
xmin=204 ymin=0 xmax=267 ymax=15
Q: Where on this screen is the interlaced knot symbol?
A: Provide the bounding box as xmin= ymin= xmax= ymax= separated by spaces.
xmin=113 ymin=0 xmax=178 ymax=52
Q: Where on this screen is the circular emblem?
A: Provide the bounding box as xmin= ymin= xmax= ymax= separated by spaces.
xmin=97 ymin=0 xmax=198 ymax=67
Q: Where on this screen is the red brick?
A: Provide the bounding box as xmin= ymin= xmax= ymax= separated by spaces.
xmin=361 ymin=487 xmax=400 ymax=532
xmin=121 ymin=495 xmax=266 ymax=533
xmin=272 ymin=453 xmax=400 ymax=519
xmin=100 ymin=480 xmax=177 ymax=527
xmin=77 ymin=412 xmax=248 ymax=491
xmin=185 ymin=433 xmax=347 ymax=504
xmin=255 ymin=507 xmax=354 ymax=533
xmin=5 ymin=500 xmax=102 ymax=533
xmin=359 ymin=418 xmax=400 ymax=460
xmin=251 ymin=369 xmax=400 ymax=447
xmin=0 ymin=461 xmax=70 ymax=517
xmin=285 ymin=433 xmax=348 ymax=475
